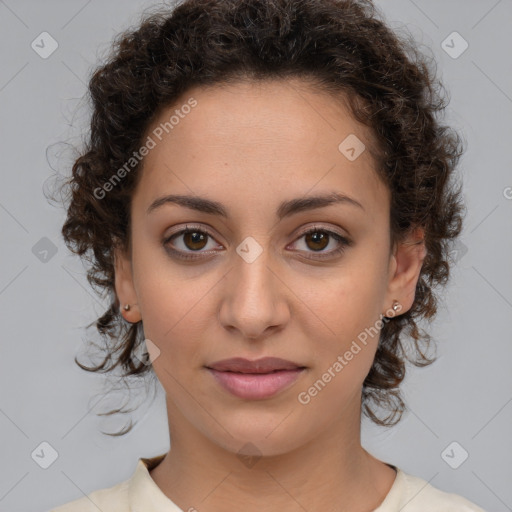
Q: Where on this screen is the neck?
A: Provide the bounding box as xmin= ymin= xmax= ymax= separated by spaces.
xmin=149 ymin=398 xmax=397 ymax=512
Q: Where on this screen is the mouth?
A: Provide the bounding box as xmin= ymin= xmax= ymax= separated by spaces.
xmin=205 ymin=357 xmax=307 ymax=400
xmin=206 ymin=356 xmax=305 ymax=373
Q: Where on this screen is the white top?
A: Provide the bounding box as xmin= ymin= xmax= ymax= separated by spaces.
xmin=50 ymin=454 xmax=486 ymax=512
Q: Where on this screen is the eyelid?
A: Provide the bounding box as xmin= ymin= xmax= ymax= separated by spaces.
xmin=287 ymin=224 xmax=353 ymax=260
xmin=163 ymin=223 xmax=349 ymax=244
xmin=294 ymin=223 xmax=349 ymax=240
xmin=164 ymin=223 xmax=222 ymax=242
xmin=163 ymin=223 xmax=224 ymax=249
xmin=163 ymin=222 xmax=352 ymax=260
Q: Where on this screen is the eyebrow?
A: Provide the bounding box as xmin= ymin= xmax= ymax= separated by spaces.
xmin=146 ymin=191 xmax=365 ymax=219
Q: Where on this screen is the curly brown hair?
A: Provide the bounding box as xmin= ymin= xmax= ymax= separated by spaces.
xmin=55 ymin=0 xmax=465 ymax=435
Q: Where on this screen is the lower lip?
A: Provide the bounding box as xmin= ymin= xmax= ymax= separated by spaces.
xmin=207 ymin=368 xmax=305 ymax=400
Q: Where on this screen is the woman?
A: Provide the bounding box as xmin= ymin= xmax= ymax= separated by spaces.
xmin=51 ymin=0 xmax=485 ymax=510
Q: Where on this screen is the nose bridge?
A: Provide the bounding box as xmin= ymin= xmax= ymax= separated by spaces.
xmin=219 ymin=239 xmax=288 ymax=338
xmin=236 ymin=246 xmax=274 ymax=305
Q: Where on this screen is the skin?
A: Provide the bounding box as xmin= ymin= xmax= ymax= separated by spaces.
xmin=114 ymin=78 xmax=426 ymax=512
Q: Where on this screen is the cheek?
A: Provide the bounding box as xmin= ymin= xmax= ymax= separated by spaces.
xmin=296 ymin=286 xmax=381 ymax=412
xmin=294 ymin=259 xmax=386 ymax=390
xmin=135 ymin=274 xmax=220 ymax=384
xmin=132 ymin=240 xmax=212 ymax=341
xmin=301 ymin=265 xmax=384 ymax=338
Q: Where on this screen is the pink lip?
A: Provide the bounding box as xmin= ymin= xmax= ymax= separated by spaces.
xmin=206 ymin=357 xmax=306 ymax=400
xmin=207 ymin=368 xmax=305 ymax=399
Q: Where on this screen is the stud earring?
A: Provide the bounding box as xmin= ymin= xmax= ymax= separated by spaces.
xmin=123 ymin=304 xmax=131 ymax=311
xmin=383 ymin=300 xmax=401 ymax=319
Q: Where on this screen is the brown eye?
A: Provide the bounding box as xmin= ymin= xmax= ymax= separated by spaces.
xmin=182 ymin=230 xmax=208 ymax=251
xmin=304 ymin=231 xmax=330 ymax=251
xmin=291 ymin=226 xmax=353 ymax=260
xmin=163 ymin=225 xmax=222 ymax=260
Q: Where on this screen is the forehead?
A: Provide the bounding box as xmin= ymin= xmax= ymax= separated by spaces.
xmin=135 ymin=78 xmax=388 ymax=221
xmin=146 ymin=78 xmax=374 ymax=150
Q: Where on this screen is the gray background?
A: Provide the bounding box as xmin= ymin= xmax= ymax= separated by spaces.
xmin=1 ymin=1 xmax=511 ymax=511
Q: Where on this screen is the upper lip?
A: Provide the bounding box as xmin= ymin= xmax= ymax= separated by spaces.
xmin=206 ymin=357 xmax=305 ymax=374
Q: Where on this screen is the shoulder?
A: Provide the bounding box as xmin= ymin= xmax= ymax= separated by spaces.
xmin=49 ymin=479 xmax=130 ymax=512
xmin=49 ymin=454 xmax=166 ymax=512
xmin=395 ymin=470 xmax=487 ymax=512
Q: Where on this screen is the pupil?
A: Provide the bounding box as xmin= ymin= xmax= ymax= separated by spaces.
xmin=185 ymin=231 xmax=207 ymax=250
xmin=307 ymin=231 xmax=328 ymax=251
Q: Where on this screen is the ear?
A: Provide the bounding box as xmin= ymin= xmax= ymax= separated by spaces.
xmin=113 ymin=244 xmax=141 ymax=323
xmin=383 ymin=226 xmax=427 ymax=316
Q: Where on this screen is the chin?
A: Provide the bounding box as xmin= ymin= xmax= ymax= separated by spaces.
xmin=204 ymin=414 xmax=313 ymax=460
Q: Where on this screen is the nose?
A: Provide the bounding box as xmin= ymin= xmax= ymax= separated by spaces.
xmin=218 ymin=247 xmax=290 ymax=341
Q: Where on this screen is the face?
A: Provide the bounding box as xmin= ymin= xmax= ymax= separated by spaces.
xmin=114 ymin=78 xmax=425 ymax=457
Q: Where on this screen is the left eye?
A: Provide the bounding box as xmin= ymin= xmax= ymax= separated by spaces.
xmin=289 ymin=227 xmax=352 ymax=258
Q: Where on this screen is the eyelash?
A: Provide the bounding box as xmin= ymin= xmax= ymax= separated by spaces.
xmin=162 ymin=224 xmax=352 ymax=261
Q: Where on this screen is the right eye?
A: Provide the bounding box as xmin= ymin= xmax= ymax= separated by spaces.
xmin=163 ymin=225 xmax=223 ymax=260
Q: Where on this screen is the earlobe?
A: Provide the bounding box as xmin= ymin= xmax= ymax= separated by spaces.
xmin=113 ymin=246 xmax=141 ymax=323
xmin=384 ymin=227 xmax=426 ymax=315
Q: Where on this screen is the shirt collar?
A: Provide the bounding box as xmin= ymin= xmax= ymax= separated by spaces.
xmin=129 ymin=454 xmax=184 ymax=511
xmin=127 ymin=455 xmax=404 ymax=512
